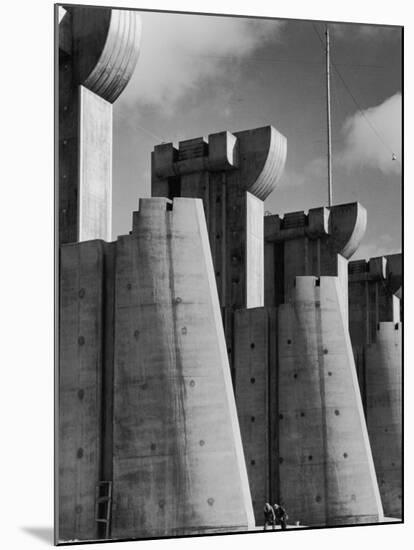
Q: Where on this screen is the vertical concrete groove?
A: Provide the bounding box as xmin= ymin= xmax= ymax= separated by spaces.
xmin=166 ymin=208 xmax=192 ymax=530
xmin=313 ymin=282 xmax=329 ymax=523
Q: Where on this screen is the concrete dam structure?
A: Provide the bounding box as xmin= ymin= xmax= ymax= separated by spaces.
xmin=57 ymin=6 xmax=402 ymax=543
xmin=348 ymin=254 xmax=402 ymax=518
xmin=59 ymin=198 xmax=254 ymax=541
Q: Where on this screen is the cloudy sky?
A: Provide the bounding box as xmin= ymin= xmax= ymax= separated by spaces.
xmin=112 ymin=10 xmax=402 ymax=260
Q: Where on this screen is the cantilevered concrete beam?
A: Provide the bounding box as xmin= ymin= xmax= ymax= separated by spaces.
xmin=58 ymin=7 xmax=141 ymax=244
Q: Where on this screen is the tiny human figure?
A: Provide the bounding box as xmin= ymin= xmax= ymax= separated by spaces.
xmin=273 ymin=503 xmax=288 ymax=530
xmin=263 ymin=502 xmax=276 ymax=530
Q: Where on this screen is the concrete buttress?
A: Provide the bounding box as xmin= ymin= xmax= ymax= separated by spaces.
xmin=151 ymin=126 xmax=287 ymax=382
xmin=58 ymin=197 xmax=254 ymax=541
xmin=277 ymin=276 xmax=383 ymax=526
xmin=112 ymin=198 xmax=254 ymax=537
xmin=348 ymin=254 xmax=402 ymax=517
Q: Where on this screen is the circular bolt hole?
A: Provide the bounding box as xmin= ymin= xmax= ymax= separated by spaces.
xmin=343 ymin=452 xmax=348 ymax=458
xmin=199 ymin=440 xmax=205 ymax=447
xmin=216 ymin=271 xmax=220 ymax=277
xmin=250 ymin=377 xmax=256 ymax=384
xmin=207 ymin=498 xmax=214 ymax=506
xmin=216 ymin=234 xmax=220 ymax=240
xmin=287 ymin=339 xmax=292 ymax=344
xmin=250 ymin=343 xmax=255 ymax=349
xmin=78 ymin=336 xmax=85 ymax=346
xmin=78 ymin=288 xmax=85 ymax=298
xmin=315 ymin=495 xmax=322 ymax=503
xmin=334 ymin=410 xmax=340 ymax=416
xmin=328 ymin=372 xmax=332 ymax=376
xmin=77 ymin=448 xmax=83 ymax=459
xmin=150 ymin=443 xmax=156 ymax=451
xmin=189 ymin=380 xmax=195 ymax=387
xmin=175 ymin=297 xmax=182 ymax=303
xmin=308 ymin=455 xmax=313 ymax=461
xmin=323 ymin=349 xmax=328 ymax=354
xmin=251 ymin=416 xmax=255 ymax=422
xmin=293 ymin=373 xmax=298 ymax=379
xmin=279 ymin=457 xmax=284 ymax=464
xmin=250 ymin=460 xmax=256 ymax=466
xmin=300 ymin=412 xmax=305 ymax=417
xmin=181 ymin=327 xmax=187 ymax=335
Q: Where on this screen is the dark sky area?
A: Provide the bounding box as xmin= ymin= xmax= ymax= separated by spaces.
xmin=113 ymin=11 xmax=402 ymax=260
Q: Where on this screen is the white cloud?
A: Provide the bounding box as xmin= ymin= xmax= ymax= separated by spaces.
xmin=122 ymin=12 xmax=284 ymax=113
xmin=339 ymin=93 xmax=401 ymax=175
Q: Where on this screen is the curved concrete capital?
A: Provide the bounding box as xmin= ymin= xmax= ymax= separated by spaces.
xmin=71 ymin=7 xmax=141 ymax=103
xmin=234 ymin=126 xmax=287 ymax=201
xmin=327 ymin=203 xmax=367 ymax=259
xmin=386 ymin=253 xmax=402 ymax=295
xmin=152 ymin=125 xmax=287 ymax=201
xmin=266 ymin=202 xmax=367 ymax=259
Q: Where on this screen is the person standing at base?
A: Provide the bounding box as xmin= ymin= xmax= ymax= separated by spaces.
xmin=273 ymin=503 xmax=288 ymax=530
xmin=263 ymin=502 xmax=276 ymax=530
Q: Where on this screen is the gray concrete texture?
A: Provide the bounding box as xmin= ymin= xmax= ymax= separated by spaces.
xmin=277 ymin=276 xmax=383 ymax=526
xmin=58 ymin=7 xmax=141 ymax=245
xmin=348 ymin=254 xmax=402 ymax=517
xmin=58 ymin=197 xmax=254 ymax=542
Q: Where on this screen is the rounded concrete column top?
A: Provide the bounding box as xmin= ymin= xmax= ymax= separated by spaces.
xmin=70 ymin=7 xmax=142 ymax=103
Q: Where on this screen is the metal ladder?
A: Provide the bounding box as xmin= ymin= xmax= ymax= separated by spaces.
xmin=95 ymin=481 xmax=112 ymax=539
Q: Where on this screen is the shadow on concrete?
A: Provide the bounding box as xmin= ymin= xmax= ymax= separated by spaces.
xmin=21 ymin=526 xmax=54 ymax=544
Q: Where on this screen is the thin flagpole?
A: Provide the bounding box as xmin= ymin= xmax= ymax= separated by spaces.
xmin=325 ymin=25 xmax=333 ymax=206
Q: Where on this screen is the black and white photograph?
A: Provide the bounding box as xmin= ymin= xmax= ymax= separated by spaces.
xmin=55 ymin=2 xmax=403 ymax=545
xmin=1 ymin=1 xmax=410 ymax=549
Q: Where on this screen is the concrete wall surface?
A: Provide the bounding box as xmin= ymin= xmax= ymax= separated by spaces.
xmin=59 ymin=240 xmax=106 ymax=541
xmin=277 ymin=276 xmax=383 ymax=526
xmin=59 ymin=197 xmax=255 ymax=541
xmin=234 ymin=308 xmax=277 ymax=522
xmin=366 ymin=322 xmax=402 ymax=517
xmin=348 ymin=255 xmax=402 ymax=518
xmin=112 ymin=197 xmax=254 ymax=538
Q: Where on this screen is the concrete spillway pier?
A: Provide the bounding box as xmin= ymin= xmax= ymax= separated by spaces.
xmin=277 ymin=276 xmax=383 ymax=525
xmin=152 ymin=126 xmax=287 ymax=382
xmin=231 ymin=203 xmax=384 ymax=526
xmin=348 ymin=255 xmax=402 ymax=517
xmin=58 ymin=197 xmax=254 ymax=542
xmin=58 ymin=7 xmax=141 ymax=244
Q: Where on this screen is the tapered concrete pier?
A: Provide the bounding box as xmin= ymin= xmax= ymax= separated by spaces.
xmin=348 ymin=254 xmax=402 ymax=517
xmin=58 ymin=198 xmax=254 ymax=542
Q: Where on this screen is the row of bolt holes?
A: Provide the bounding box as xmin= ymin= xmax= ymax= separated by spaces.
xmin=250 ymin=453 xmax=349 ymax=466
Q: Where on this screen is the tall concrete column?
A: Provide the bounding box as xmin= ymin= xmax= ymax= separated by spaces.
xmin=58 ymin=6 xmax=141 ymax=244
xmin=277 ymin=276 xmax=383 ymax=526
xmin=246 ymin=202 xmax=384 ymax=526
xmin=348 ymin=254 xmax=402 ymax=517
xmin=111 ymin=198 xmax=254 ymax=537
xmin=151 ymin=126 xmax=286 ymax=379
